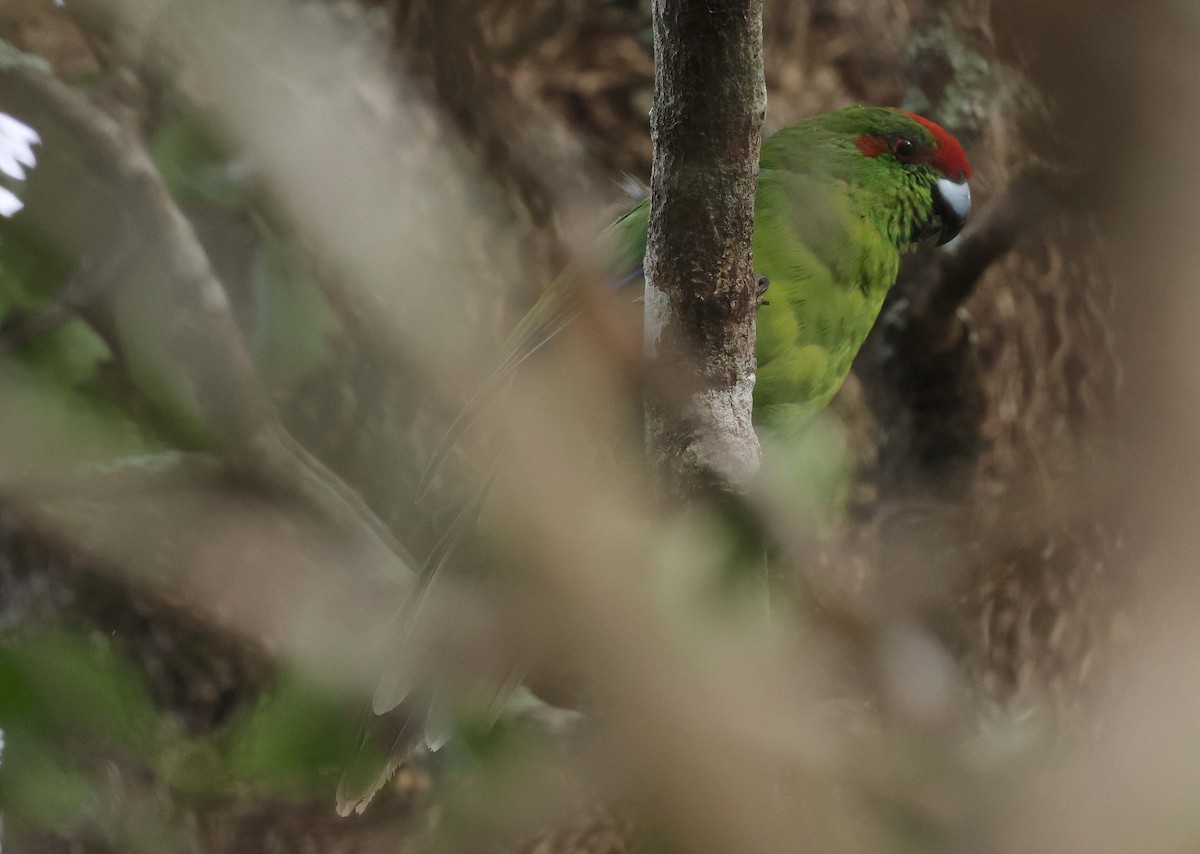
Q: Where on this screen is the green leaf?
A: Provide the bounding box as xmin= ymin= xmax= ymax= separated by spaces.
xmin=0 ymin=362 xmax=151 ymax=478
xmin=19 ymin=318 xmax=111 ymax=388
xmin=0 ymin=728 xmax=97 ymax=832
xmin=0 ymin=225 xmax=72 ymax=319
xmin=150 ymin=115 xmax=254 ymax=209
xmin=0 ymin=631 xmax=159 ymax=744
xmin=223 ymin=669 xmax=361 ymax=793
xmin=248 ymin=218 xmax=337 ymax=393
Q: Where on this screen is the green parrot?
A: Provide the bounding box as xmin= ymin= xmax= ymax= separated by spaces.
xmin=351 ymin=107 xmax=974 ymax=813
xmin=608 ymin=105 xmax=973 ymax=431
xmin=429 ymin=106 xmax=972 ymax=475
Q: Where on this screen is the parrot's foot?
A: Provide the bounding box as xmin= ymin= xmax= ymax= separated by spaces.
xmin=755 ymin=274 xmax=770 ymax=306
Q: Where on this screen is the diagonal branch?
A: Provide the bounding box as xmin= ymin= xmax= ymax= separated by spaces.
xmin=897 ymin=169 xmax=1059 ymax=352
xmin=0 ymin=55 xmax=418 ymax=589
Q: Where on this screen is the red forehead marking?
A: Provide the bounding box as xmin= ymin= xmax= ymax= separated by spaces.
xmin=903 ymin=112 xmax=972 ymax=180
xmin=855 ymin=135 xmax=887 ymax=158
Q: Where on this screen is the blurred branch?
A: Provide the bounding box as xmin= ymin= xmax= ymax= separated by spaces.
xmin=899 ymin=170 xmax=1058 ymax=353
xmin=1 ymin=59 xmax=270 ymax=435
xmin=0 ymin=55 xmax=418 ymax=587
xmin=860 ymin=171 xmax=1059 ymax=485
xmin=1 ymin=456 xmax=399 ymax=674
xmin=0 ymin=486 xmax=270 ymax=722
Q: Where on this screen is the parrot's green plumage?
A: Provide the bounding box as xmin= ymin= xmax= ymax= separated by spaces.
xmin=356 ymin=108 xmax=973 ymax=812
xmin=602 ymin=105 xmax=973 ymax=431
xmin=420 ymin=106 xmax=971 ymax=491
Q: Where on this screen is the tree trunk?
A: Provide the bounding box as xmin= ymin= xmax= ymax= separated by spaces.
xmin=643 ymin=0 xmax=765 ymax=502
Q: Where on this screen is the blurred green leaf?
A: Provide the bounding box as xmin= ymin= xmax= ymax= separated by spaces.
xmin=761 ymin=413 xmax=854 ymax=520
xmin=223 ymin=669 xmax=362 ymax=794
xmin=157 ymin=736 xmax=231 ymax=797
xmin=248 ymin=218 xmax=337 ymax=393
xmin=0 ymin=633 xmax=154 ymax=837
xmin=0 ymin=225 xmax=72 ymax=318
xmin=150 ymin=115 xmax=254 ymax=209
xmin=19 ymin=318 xmax=111 ymax=388
xmin=0 ymin=727 xmax=97 ymax=833
xmin=0 ymin=631 xmax=159 ymax=743
xmin=0 ymin=362 xmax=151 ymax=478
xmin=108 ymin=282 xmax=218 ymax=452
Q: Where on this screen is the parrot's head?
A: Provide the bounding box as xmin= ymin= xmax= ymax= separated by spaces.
xmin=764 ymin=106 xmax=974 ymax=249
xmin=848 ymin=108 xmax=973 ymax=246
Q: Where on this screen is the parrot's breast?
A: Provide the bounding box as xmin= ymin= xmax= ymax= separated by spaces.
xmin=749 ymin=169 xmax=900 ymax=433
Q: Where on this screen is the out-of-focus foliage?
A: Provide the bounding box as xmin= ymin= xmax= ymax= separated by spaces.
xmin=0 ymin=631 xmax=186 ymax=848
xmin=151 ymin=115 xmax=256 ymax=210
xmin=0 ymin=629 xmax=393 ymax=849
xmin=0 ymin=231 xmax=148 ymax=470
xmin=0 ymin=0 xmax=1179 ymax=851
xmin=222 ymin=669 xmax=373 ymax=793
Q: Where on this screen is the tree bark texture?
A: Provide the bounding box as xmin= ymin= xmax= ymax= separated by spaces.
xmin=644 ymin=0 xmax=765 ymax=501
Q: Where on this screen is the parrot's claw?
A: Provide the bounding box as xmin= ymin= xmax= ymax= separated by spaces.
xmin=755 ymin=274 xmax=770 ymax=306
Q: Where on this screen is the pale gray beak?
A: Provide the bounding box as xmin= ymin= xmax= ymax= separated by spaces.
xmin=933 ymin=176 xmax=971 ymax=245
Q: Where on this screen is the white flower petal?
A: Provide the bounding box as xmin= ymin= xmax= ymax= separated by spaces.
xmin=0 ymin=149 xmax=26 ymax=182
xmin=0 ymin=113 xmax=40 ymax=180
xmin=0 ymin=187 xmax=25 ymax=218
xmin=0 ymin=112 xmax=41 ymax=148
xmin=10 ymin=140 xmax=36 ymax=170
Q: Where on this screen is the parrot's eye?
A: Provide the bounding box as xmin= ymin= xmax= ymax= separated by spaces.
xmin=891 ymin=137 xmax=916 ymax=160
